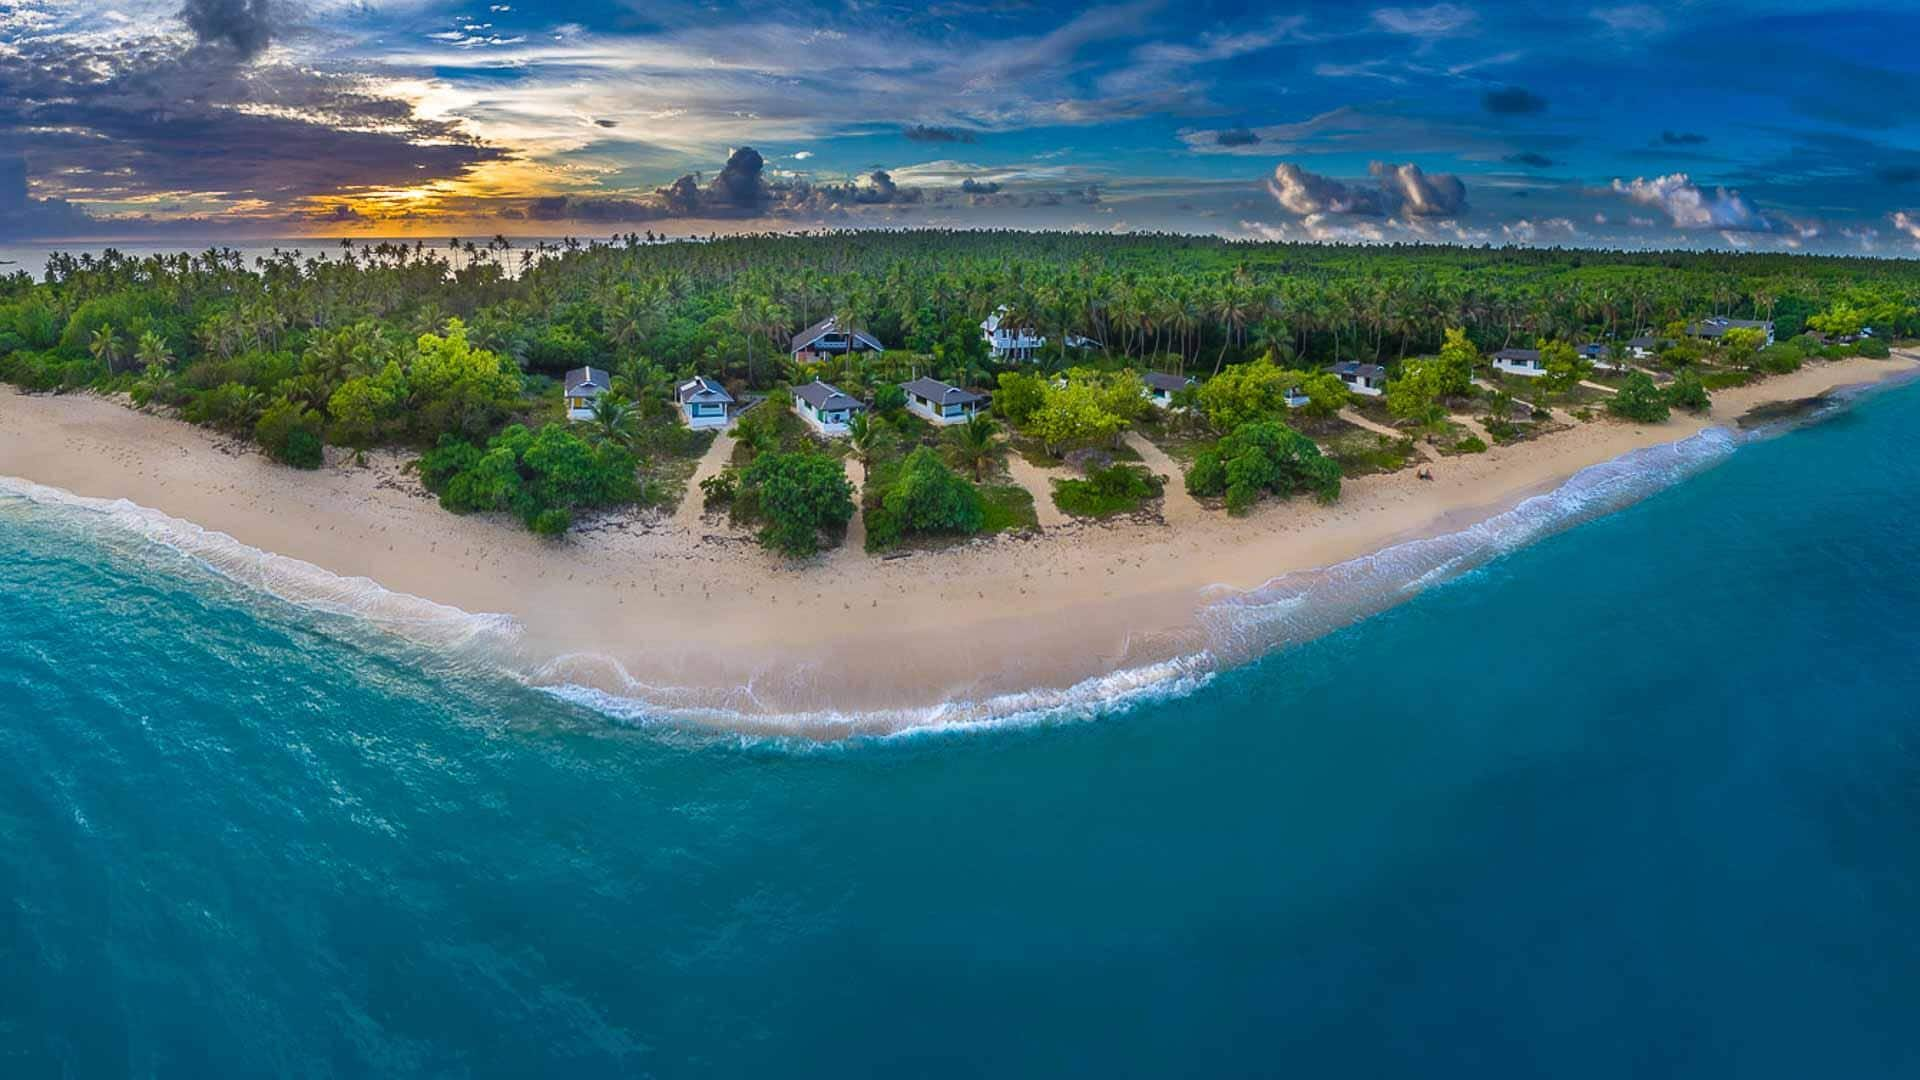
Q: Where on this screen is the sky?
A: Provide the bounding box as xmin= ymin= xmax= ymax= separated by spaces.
xmin=4 ymin=0 xmax=1920 ymax=254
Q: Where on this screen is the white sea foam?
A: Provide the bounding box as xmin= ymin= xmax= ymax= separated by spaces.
xmin=0 ymin=423 xmax=1748 ymax=740
xmin=0 ymin=475 xmax=521 ymax=654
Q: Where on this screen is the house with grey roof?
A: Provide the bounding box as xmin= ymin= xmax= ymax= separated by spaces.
xmin=1491 ymin=347 xmax=1548 ymax=378
xmin=564 ymin=366 xmax=612 ymax=420
xmin=790 ymin=316 xmax=884 ymax=362
xmin=1687 ymin=317 xmax=1775 ymax=347
xmin=675 ymin=375 xmax=734 ymax=430
xmin=901 ymin=376 xmax=984 ymax=425
xmin=792 ymin=379 xmax=867 ymax=436
xmin=1329 ymin=361 xmax=1386 ymax=397
xmin=1141 ymin=371 xmax=1196 ymax=408
xmin=1626 ymin=335 xmax=1671 ymax=360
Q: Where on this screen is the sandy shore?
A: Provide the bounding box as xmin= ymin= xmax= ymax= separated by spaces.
xmin=3 ymin=354 xmax=1915 ymax=731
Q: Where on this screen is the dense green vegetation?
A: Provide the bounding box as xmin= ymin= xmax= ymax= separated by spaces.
xmin=1053 ymin=463 xmax=1164 ymax=518
xmin=2 ymin=231 xmax=1915 ymax=541
xmin=1187 ymin=421 xmax=1343 ymax=513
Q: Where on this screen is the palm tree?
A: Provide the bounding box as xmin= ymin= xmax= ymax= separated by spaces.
xmin=588 ymin=393 xmax=640 ymax=451
xmin=946 ymin=413 xmax=1000 ymax=481
xmin=134 ymin=331 xmax=174 ymax=371
xmin=89 ymin=324 xmax=123 ymax=374
xmin=846 ymin=411 xmax=882 ymax=471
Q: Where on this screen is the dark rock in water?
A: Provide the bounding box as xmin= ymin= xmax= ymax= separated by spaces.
xmin=1737 ymin=394 xmax=1831 ymax=430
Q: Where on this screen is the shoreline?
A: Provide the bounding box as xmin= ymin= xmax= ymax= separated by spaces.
xmin=3 ymin=354 xmax=1915 ymax=734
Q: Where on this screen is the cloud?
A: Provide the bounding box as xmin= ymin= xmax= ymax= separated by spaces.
xmin=1371 ymin=161 xmax=1467 ymax=216
xmin=960 ymin=178 xmax=1002 ymax=194
xmin=1483 ymin=86 xmax=1547 ymax=115
xmin=1609 ymin=173 xmax=1773 ymax=231
xmin=1503 ymin=152 xmax=1554 ymax=168
xmin=792 ymin=151 xmax=814 ymax=160
xmin=179 ymin=0 xmax=276 ymax=60
xmin=1660 ymin=130 xmax=1707 ymax=145
xmin=1266 ymin=161 xmax=1466 ymax=218
xmin=1590 ymin=5 xmax=1665 ymax=34
xmin=903 ymin=124 xmax=976 ymax=144
xmin=1215 ymin=128 xmax=1261 ymax=148
xmin=505 ymin=150 xmax=933 ymax=222
xmin=0 ymin=155 xmax=100 ymax=238
xmin=1371 ymin=4 xmax=1479 ymax=37
xmin=1891 ymin=211 xmax=1920 ymax=244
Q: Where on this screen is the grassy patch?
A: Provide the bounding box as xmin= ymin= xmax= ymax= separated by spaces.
xmin=1701 ymin=368 xmax=1755 ymax=390
xmin=1322 ymin=426 xmax=1418 ymax=476
xmin=980 ymin=483 xmax=1040 ymax=533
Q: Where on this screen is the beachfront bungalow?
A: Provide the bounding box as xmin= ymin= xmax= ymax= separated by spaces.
xmin=564 ymin=366 xmax=612 ymax=420
xmin=792 ymin=379 xmax=867 ymax=436
xmin=791 ymin=316 xmax=884 ymax=363
xmin=1627 ymin=335 xmax=1670 ymax=360
xmin=1329 ymin=361 xmax=1386 ymax=397
xmin=901 ymin=376 xmax=985 ymax=425
xmin=1282 ymin=384 xmax=1311 ymax=409
xmin=675 ymin=375 xmax=734 ymax=429
xmin=1687 ymin=317 xmax=1775 ymax=347
xmin=1142 ymin=371 xmax=1196 ymax=408
xmin=1491 ymin=348 xmax=1548 ymax=378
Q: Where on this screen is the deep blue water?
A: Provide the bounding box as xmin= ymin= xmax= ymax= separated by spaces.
xmin=5 ymin=386 xmax=1920 ymax=1077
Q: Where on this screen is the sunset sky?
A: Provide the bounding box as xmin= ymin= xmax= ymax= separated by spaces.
xmin=5 ymin=0 xmax=1920 ymax=252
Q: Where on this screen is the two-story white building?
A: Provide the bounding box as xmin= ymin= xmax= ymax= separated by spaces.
xmin=901 ymin=376 xmax=985 ymax=425
xmin=792 ymin=379 xmax=867 ymax=436
xmin=982 ymin=307 xmax=1046 ymax=361
xmin=674 ymin=375 xmax=734 ymax=429
xmin=564 ymin=366 xmax=612 ymax=420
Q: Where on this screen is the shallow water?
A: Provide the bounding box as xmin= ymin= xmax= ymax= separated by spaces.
xmin=3 ymin=384 xmax=1919 ymax=1076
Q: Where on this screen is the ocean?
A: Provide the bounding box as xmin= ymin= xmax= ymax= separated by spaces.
xmin=4 ymin=383 xmax=1919 ymax=1077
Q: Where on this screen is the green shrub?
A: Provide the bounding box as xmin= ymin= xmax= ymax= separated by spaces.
xmin=1753 ymin=343 xmax=1803 ymax=374
xmin=1451 ymin=434 xmax=1488 ymax=454
xmin=1053 ymin=463 xmax=1162 ymax=517
xmin=419 ymin=423 xmax=637 ymax=533
xmin=741 ymin=450 xmax=854 ymax=556
xmin=871 ymin=382 xmax=907 ymax=415
xmin=1854 ymin=337 xmax=1891 ymax=358
xmin=1606 ymin=372 xmax=1671 ymax=423
xmin=867 ymin=446 xmax=984 ymax=550
xmin=255 ymin=399 xmax=327 ymax=469
xmin=1187 ymin=420 xmax=1341 ymax=513
xmin=1666 ymin=369 xmax=1711 ymax=413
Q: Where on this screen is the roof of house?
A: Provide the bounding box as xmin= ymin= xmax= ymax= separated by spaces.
xmin=1330 ymin=361 xmax=1387 ymax=379
xmin=564 ymin=366 xmax=611 ymax=394
xmin=1627 ymin=335 xmax=1669 ymax=348
xmin=901 ymin=376 xmax=984 ymax=405
xmin=676 ymin=375 xmax=734 ymax=404
xmin=790 ymin=316 xmax=883 ymax=354
xmin=793 ymin=379 xmax=866 ymax=412
xmin=1689 ymin=317 xmax=1773 ymax=337
xmin=1142 ymin=371 xmax=1195 ymax=392
xmin=1493 ymin=348 xmax=1542 ymax=362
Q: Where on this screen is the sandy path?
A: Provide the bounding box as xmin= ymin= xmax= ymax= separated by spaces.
xmin=1339 ymin=408 xmax=1404 ymax=439
xmin=1123 ymin=431 xmax=1202 ymax=525
xmin=1452 ymin=415 xmax=1496 ymax=444
xmin=1001 ymin=448 xmax=1072 ymax=529
xmin=1580 ymin=380 xmax=1619 ymax=394
xmin=674 ymin=429 xmax=734 ymax=528
xmin=4 ymin=353 xmax=1914 ymax=727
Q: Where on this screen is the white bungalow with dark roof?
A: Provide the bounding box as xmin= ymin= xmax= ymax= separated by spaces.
xmin=675 ymin=375 xmax=734 ymax=429
xmin=564 ymin=366 xmax=612 ymax=420
xmin=981 ymin=307 xmax=1045 ymax=361
xmin=791 ymin=316 xmax=884 ymax=362
xmin=792 ymin=379 xmax=867 ymax=436
xmin=1491 ymin=347 xmax=1548 ymax=377
xmin=1329 ymin=361 xmax=1385 ymax=397
xmin=901 ymin=376 xmax=984 ymax=425
xmin=1142 ymin=371 xmax=1195 ymax=408
xmin=1627 ymin=335 xmax=1670 ymax=360
xmin=1687 ymin=316 xmax=1775 ymax=347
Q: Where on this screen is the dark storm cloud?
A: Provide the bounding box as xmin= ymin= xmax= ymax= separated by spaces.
xmin=960 ymin=178 xmax=1002 ymax=194
xmin=1660 ymin=130 xmax=1708 ymax=145
xmin=179 ymin=0 xmax=276 ymax=59
xmin=902 ymin=124 xmax=976 ymax=144
xmin=1503 ymin=152 xmax=1554 ymax=168
xmin=0 ymin=32 xmax=502 ymax=211
xmin=1482 ymin=86 xmax=1547 ymax=115
xmin=1215 ymin=128 xmax=1261 ymax=147
xmin=1267 ymin=161 xmax=1467 ymax=218
xmin=504 ymin=149 xmax=925 ymax=222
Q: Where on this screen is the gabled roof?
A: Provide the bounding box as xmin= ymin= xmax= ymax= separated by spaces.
xmin=1688 ymin=317 xmax=1772 ymax=338
xmin=793 ymin=379 xmax=866 ymax=412
xmin=790 ymin=316 xmax=884 ymax=354
xmin=564 ymin=366 xmax=611 ymax=394
xmin=1330 ymin=361 xmax=1387 ymax=379
xmin=1493 ymin=348 xmax=1542 ymax=362
xmin=1142 ymin=371 xmax=1195 ymax=392
xmin=1627 ymin=335 xmax=1669 ymax=348
xmin=901 ymin=376 xmax=983 ymax=405
xmin=676 ymin=375 xmax=733 ymax=404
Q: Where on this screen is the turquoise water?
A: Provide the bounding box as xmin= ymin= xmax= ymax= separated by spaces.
xmin=5 ymin=387 xmax=1920 ymax=1076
